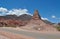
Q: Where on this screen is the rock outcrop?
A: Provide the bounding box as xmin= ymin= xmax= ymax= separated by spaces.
xmin=0 ymin=14 xmax=32 ymax=27
xmin=32 ymin=10 xmax=41 ymax=20
xmin=22 ymin=10 xmax=57 ymax=31
xmin=0 ymin=19 xmax=26 ymax=27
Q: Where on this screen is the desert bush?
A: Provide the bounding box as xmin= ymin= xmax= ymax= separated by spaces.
xmin=56 ymin=26 xmax=60 ymax=31
xmin=5 ymin=25 xmax=17 ymax=27
xmin=0 ymin=26 xmax=3 ymax=27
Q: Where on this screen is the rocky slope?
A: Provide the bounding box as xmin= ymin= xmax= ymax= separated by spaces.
xmin=0 ymin=14 xmax=32 ymax=27
xmin=21 ymin=10 xmax=57 ymax=31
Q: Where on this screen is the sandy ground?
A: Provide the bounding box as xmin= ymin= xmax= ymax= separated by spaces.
xmin=0 ymin=27 xmax=60 ymax=39
xmin=0 ymin=35 xmax=10 ymax=39
xmin=0 ymin=30 xmax=35 ymax=39
xmin=2 ymin=27 xmax=60 ymax=34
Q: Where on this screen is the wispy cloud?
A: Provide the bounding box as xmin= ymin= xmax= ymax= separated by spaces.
xmin=52 ymin=15 xmax=60 ymax=20
xmin=41 ymin=17 xmax=48 ymax=20
xmin=0 ymin=7 xmax=32 ymax=16
xmin=52 ymin=15 xmax=56 ymax=18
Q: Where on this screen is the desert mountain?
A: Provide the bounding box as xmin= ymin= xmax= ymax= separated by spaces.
xmin=0 ymin=14 xmax=32 ymax=20
xmin=0 ymin=14 xmax=32 ymax=27
xmin=21 ymin=10 xmax=57 ymax=31
xmin=0 ymin=13 xmax=52 ymax=24
xmin=0 ymin=10 xmax=57 ymax=31
xmin=18 ymin=14 xmax=32 ymax=21
xmin=43 ymin=20 xmax=53 ymax=25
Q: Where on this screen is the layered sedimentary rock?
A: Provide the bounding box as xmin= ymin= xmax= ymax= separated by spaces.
xmin=0 ymin=19 xmax=26 ymax=27
xmin=32 ymin=10 xmax=41 ymax=20
xmin=22 ymin=10 xmax=57 ymax=31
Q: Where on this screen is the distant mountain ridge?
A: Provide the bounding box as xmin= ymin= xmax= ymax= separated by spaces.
xmin=0 ymin=14 xmax=53 ymax=24
xmin=0 ymin=14 xmax=32 ymax=21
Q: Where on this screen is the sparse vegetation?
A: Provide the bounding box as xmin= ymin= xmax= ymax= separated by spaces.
xmin=56 ymin=26 xmax=60 ymax=31
xmin=6 ymin=25 xmax=17 ymax=27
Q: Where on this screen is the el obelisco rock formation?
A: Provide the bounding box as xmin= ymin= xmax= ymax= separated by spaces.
xmin=22 ymin=10 xmax=57 ymax=31
xmin=32 ymin=10 xmax=41 ymax=20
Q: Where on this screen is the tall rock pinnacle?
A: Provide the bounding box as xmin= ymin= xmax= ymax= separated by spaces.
xmin=32 ymin=10 xmax=41 ymax=20
xmin=21 ymin=10 xmax=57 ymax=31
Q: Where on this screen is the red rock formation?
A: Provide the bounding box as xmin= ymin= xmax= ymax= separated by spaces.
xmin=6 ymin=20 xmax=26 ymax=26
xmin=32 ymin=10 xmax=41 ymax=20
xmin=0 ymin=19 xmax=26 ymax=27
xmin=22 ymin=10 xmax=57 ymax=31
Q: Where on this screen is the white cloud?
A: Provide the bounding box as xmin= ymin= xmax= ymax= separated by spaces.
xmin=41 ymin=17 xmax=48 ymax=20
xmin=52 ymin=15 xmax=56 ymax=18
xmin=0 ymin=7 xmax=32 ymax=16
xmin=52 ymin=15 xmax=60 ymax=20
xmin=0 ymin=7 xmax=8 ymax=13
xmin=7 ymin=9 xmax=32 ymax=16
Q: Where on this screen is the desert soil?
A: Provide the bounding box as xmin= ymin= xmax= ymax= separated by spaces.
xmin=0 ymin=30 xmax=35 ymax=39
xmin=0 ymin=27 xmax=60 ymax=39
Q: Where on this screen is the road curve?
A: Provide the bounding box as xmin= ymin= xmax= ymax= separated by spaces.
xmin=0 ymin=27 xmax=60 ymax=39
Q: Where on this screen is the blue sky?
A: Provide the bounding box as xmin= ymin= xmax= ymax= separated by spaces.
xmin=0 ymin=0 xmax=60 ymax=23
